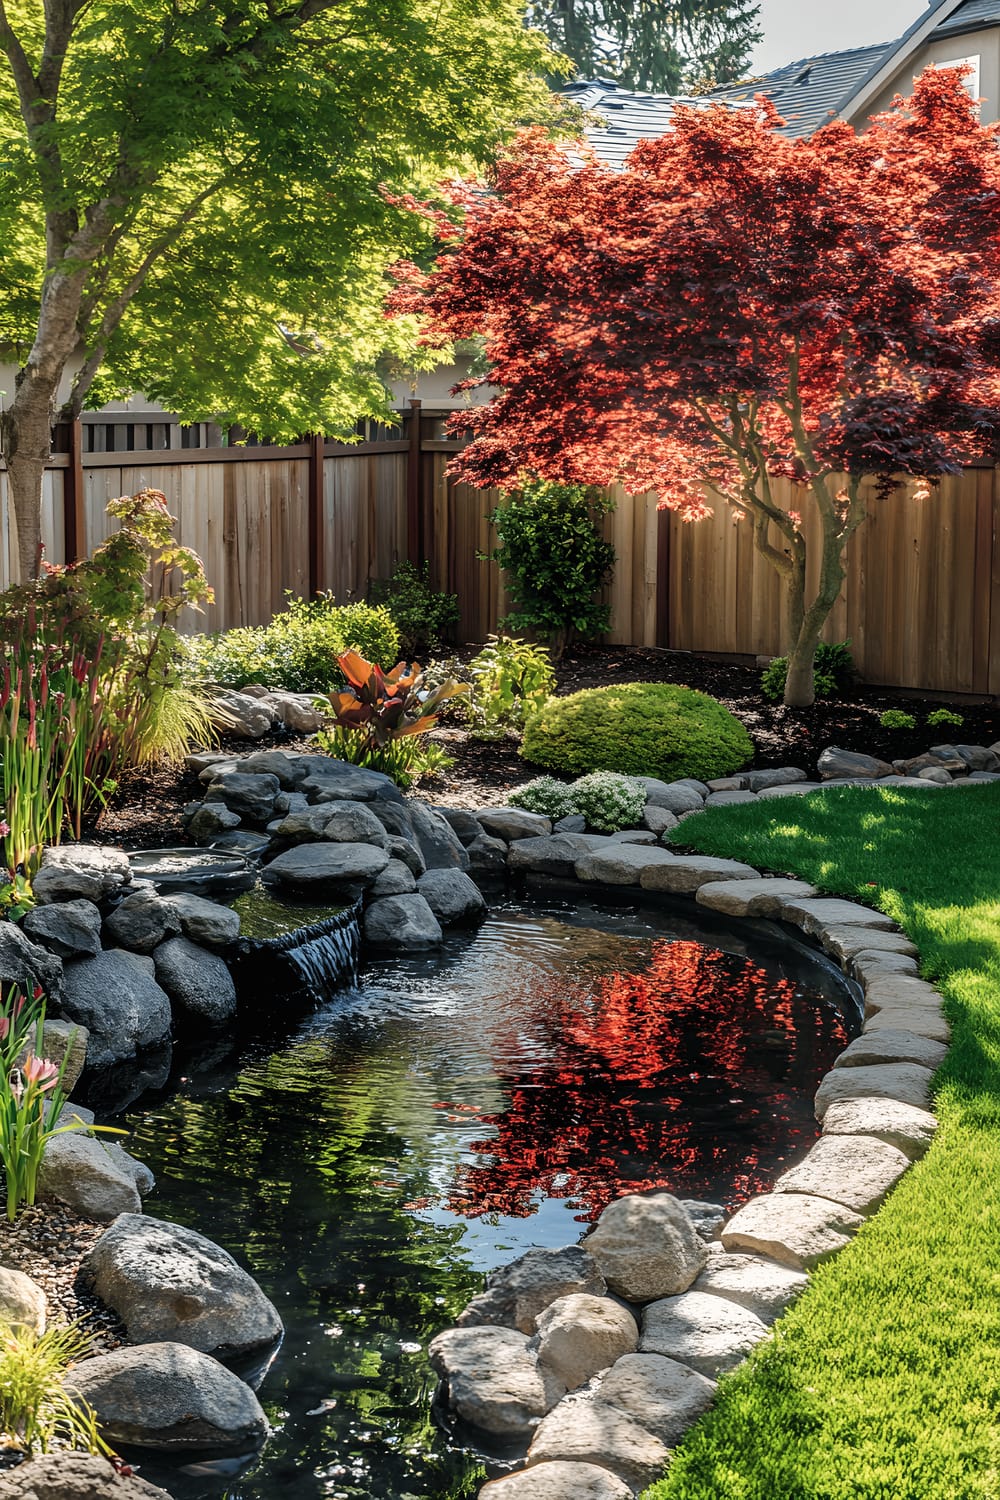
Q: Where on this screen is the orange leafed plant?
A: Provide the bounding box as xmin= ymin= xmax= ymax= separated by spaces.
xmin=318 ymin=652 xmax=467 ymax=785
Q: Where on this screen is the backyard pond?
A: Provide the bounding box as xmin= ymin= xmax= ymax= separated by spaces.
xmin=119 ymin=892 xmax=856 ymax=1500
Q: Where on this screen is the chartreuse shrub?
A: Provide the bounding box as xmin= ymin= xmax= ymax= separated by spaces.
xmin=185 ymin=593 xmax=400 ymax=694
xmin=643 ymin=782 xmax=1000 ymax=1500
xmin=511 ymin=771 xmax=646 ymax=832
xmin=521 ymin=683 xmax=752 ymax=783
xmin=927 ymin=707 xmax=964 ymax=729
xmin=879 ymin=708 xmax=917 ymax=730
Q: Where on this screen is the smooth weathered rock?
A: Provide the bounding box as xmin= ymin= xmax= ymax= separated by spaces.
xmin=0 ymin=1454 xmax=171 ymax=1499
xmin=82 ymin=1214 xmax=282 ymax=1360
xmin=706 ymin=775 xmax=749 ymax=792
xmin=508 ymin=834 xmax=595 ymax=878
xmin=467 ymin=832 xmax=509 ymax=873
xmin=477 ymin=808 xmax=553 ymax=842
xmin=387 ymin=833 xmax=426 ymax=877
xmin=480 ymin=1461 xmax=631 ymax=1500
xmin=59 ymin=950 xmax=171 ymax=1069
xmin=15 ymin=1019 xmax=88 ymax=1094
xmin=640 ymin=1290 xmax=768 ymax=1378
xmin=721 ymin=1192 xmax=864 ymax=1270
xmin=265 ymin=841 xmax=389 ymax=893
xmin=274 ymin=804 xmax=339 ymax=841
xmin=817 ymin=747 xmax=892 ymax=780
xmin=239 ymin=749 xmax=308 ymax=787
xmin=745 ymin=767 xmax=808 ymax=792
xmin=635 ymin=778 xmax=705 ymax=814
xmin=207 ymin=688 xmax=274 ymax=738
xmin=434 ymin=807 xmax=484 ymax=846
xmin=533 ymin=1294 xmax=638 ymax=1391
xmin=850 ymin=950 xmax=920 ymax=981
xmin=779 ymin=897 xmax=897 ymax=937
xmin=526 ymin=1394 xmax=670 ymax=1490
xmin=153 ymin=937 xmax=237 ymax=1025
xmin=321 ymin=801 xmax=391 ymax=847
xmin=370 ymin=858 xmax=417 ymax=897
xmin=862 ymin=975 xmax=944 ymax=1016
xmin=363 ymin=893 xmax=443 ymax=949
xmin=862 ymin=1006 xmax=950 ymax=1042
xmin=36 ymin=844 xmax=131 ymax=899
xmin=696 ymin=877 xmax=818 ymax=918
xmin=597 ymin=1352 xmax=717 ymax=1445
xmin=21 ymin=898 xmax=102 ymax=959
xmin=404 ymin=801 xmax=470 ymax=869
xmin=417 ymin=868 xmax=487 ymax=926
xmin=204 ymin=771 xmax=280 ymax=826
xmin=457 ymin=1247 xmax=607 ymax=1336
xmin=834 ymin=1028 xmax=947 ymax=1071
xmin=639 ymin=855 xmax=760 ymax=894
xmin=692 ymin=1251 xmax=808 ymax=1324
xmin=428 ymin=1325 xmax=564 ymax=1441
xmin=105 ymin=887 xmax=183 ymax=955
xmin=575 ymin=845 xmax=676 ymax=887
xmin=814 ymin=1061 xmax=935 ymax=1120
xmin=66 ymin=1343 xmax=268 ymax=1452
xmin=642 ymin=805 xmax=680 ymax=836
xmin=553 ymin=813 xmax=587 ymax=833
xmin=299 ymin=756 xmax=402 ymax=803
xmin=0 ymin=1266 xmax=46 ymax=1334
xmin=704 ymin=790 xmax=758 ymax=807
xmin=817 ymin=926 xmax=919 ymax=964
xmin=0 ymin=922 xmax=63 ymax=999
xmin=820 ymin=1095 xmax=938 ymax=1160
xmin=160 ymin=892 xmax=240 ymax=949
xmin=37 ymin=1131 xmax=146 ymax=1221
xmin=188 ymin=803 xmax=242 ymax=845
xmin=258 ymin=689 xmax=326 ymax=734
xmin=756 ymin=782 xmax=824 ymax=799
xmin=774 ymin=1134 xmax=911 ymax=1213
xmin=584 ymin=1193 xmax=707 ymax=1302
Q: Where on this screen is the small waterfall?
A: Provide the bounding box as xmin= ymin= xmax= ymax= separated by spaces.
xmin=235 ymin=899 xmax=362 ymax=1001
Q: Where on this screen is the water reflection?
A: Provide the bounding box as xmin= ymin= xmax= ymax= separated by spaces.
xmin=122 ymin=901 xmax=851 ymax=1500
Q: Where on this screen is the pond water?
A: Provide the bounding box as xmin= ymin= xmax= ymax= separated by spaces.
xmin=120 ymin=892 xmax=855 ymax=1500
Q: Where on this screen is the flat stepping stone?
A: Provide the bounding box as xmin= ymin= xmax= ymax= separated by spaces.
xmin=477 ymin=809 xmax=552 ymax=841
xmin=597 ymin=1352 xmax=716 ymax=1445
xmin=640 ymin=1290 xmax=769 ymax=1379
xmin=849 ymin=950 xmax=920 ymax=981
xmin=814 ymin=1062 xmax=935 ymax=1121
xmin=817 ymin=926 xmax=919 ymax=963
xmin=773 ymin=1135 xmax=910 ymax=1213
xmin=704 ymin=790 xmax=759 ymax=806
xmin=779 ymin=897 xmax=897 ymax=936
xmin=692 ymin=1251 xmax=808 ymax=1324
xmin=481 ymin=1463 xmax=631 ymax=1499
xmin=863 ymin=1006 xmax=950 ymax=1042
xmin=862 ymin=975 xmax=944 ymax=1015
xmin=745 ymin=768 xmax=808 ymax=792
xmin=639 ymin=856 xmax=760 ymax=894
xmin=574 ymin=846 xmax=676 ymax=887
xmin=526 ymin=1394 xmax=670 ymax=1491
xmin=834 ymin=1029 xmax=947 ymax=1071
xmin=696 ymin=877 xmax=818 ymax=917
xmin=756 ymin=782 xmax=824 ymax=799
xmin=721 ymin=1192 xmax=864 ymax=1270
xmin=264 ymin=841 xmax=388 ymax=890
xmin=821 ymin=1096 xmax=938 ymax=1160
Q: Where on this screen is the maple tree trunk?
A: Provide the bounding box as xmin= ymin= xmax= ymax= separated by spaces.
xmin=1 ymin=381 xmax=57 ymax=583
xmin=782 ymin=513 xmax=848 ymax=710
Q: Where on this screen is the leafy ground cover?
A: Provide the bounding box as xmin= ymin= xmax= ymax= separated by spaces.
xmin=645 ymin=782 xmax=1000 ymax=1500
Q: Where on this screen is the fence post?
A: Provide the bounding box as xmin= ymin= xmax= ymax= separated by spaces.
xmin=406 ymin=399 xmax=423 ymax=565
xmin=655 ymin=503 xmax=670 ymax=647
xmin=307 ymin=431 xmax=324 ymax=597
xmin=62 ymin=417 xmax=86 ymax=564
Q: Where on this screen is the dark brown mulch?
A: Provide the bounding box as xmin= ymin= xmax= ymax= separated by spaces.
xmin=89 ymin=645 xmax=999 ymax=840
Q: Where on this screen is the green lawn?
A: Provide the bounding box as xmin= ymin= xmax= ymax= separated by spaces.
xmin=644 ymin=783 xmax=1000 ymax=1500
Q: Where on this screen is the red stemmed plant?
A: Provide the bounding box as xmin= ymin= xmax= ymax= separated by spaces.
xmin=319 ymin=651 xmax=467 ymax=786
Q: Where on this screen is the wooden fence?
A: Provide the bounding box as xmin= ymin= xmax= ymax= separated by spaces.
xmin=11 ymin=408 xmax=1000 ymax=696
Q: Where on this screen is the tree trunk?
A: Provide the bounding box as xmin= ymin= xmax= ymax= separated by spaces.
xmin=783 ymin=619 xmax=823 ymax=708
xmin=781 ymin=510 xmax=849 ymax=709
xmin=1 ymin=371 xmax=60 ymax=582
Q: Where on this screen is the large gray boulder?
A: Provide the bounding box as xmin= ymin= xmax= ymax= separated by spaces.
xmin=264 ymin=841 xmax=389 ymax=895
xmin=207 ymin=688 xmax=273 ymax=738
xmin=597 ymin=1352 xmax=717 ymax=1446
xmin=37 ymin=1131 xmax=150 ymax=1221
xmin=533 ymin=1294 xmax=638 ymax=1391
xmin=480 ymin=1463 xmax=631 ymax=1499
xmin=301 ymin=762 xmax=402 ymax=804
xmin=33 ymin=844 xmax=131 ymax=903
xmin=105 ymin=887 xmax=183 ymax=955
xmin=82 ymin=1214 xmax=282 ymax=1360
xmin=457 ymin=1246 xmax=606 ymax=1335
xmin=639 ymin=855 xmax=760 ymax=894
xmin=239 ymin=749 xmax=308 ymax=787
xmin=575 ymin=845 xmax=676 ymax=887
xmin=817 ymin=747 xmax=892 ymax=780
xmin=428 ymin=1324 xmax=565 ymax=1441
xmin=370 ymin=858 xmax=417 ymax=897
xmin=408 ymin=801 xmax=471 ymax=870
xmin=434 ymin=806 xmax=483 ymax=846
xmin=59 ymin=950 xmax=171 ymax=1069
xmin=153 ymin=937 xmax=238 ymax=1025
xmin=161 ymin=892 xmax=241 ymax=949
xmin=321 ymin=801 xmax=391 ymax=847
xmin=417 ymin=868 xmax=487 ymax=926
xmin=467 ymin=832 xmax=509 ymax=873
xmin=65 ymin=1343 xmax=268 ymax=1453
xmin=584 ymin=1193 xmax=708 ymax=1302
xmin=21 ymin=898 xmax=102 ymax=959
xmin=204 ymin=771 xmax=281 ymax=826
xmin=0 ymin=1454 xmax=171 ymax=1499
xmin=773 ymin=1134 xmax=911 ymax=1214
xmin=508 ymin=834 xmax=595 ymax=879
xmin=0 ymin=922 xmax=63 ymax=999
xmin=363 ymin=894 xmax=443 ymax=950
xmin=188 ymin=803 xmax=242 ymax=845
xmin=274 ymin=804 xmax=340 ymax=841
xmin=476 ymin=808 xmax=553 ymax=842
xmin=640 ymin=1291 xmax=769 ymax=1378
xmin=635 ymin=778 xmax=705 ymax=814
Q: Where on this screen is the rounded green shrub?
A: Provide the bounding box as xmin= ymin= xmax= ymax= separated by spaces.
xmin=521 ymin=682 xmax=753 ymax=783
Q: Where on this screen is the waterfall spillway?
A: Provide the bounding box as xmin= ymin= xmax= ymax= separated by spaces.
xmin=235 ymin=899 xmax=362 ymax=1001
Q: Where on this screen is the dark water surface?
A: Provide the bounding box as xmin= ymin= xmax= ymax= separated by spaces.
xmin=122 ymin=894 xmax=854 ymax=1500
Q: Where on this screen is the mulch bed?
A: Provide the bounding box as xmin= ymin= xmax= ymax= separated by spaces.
xmin=92 ymin=645 xmax=1000 ymax=838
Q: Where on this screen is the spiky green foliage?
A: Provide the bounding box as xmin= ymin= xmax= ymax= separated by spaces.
xmin=644 ymin=782 xmax=1000 ymax=1500
xmin=0 ymin=1322 xmax=107 ymax=1456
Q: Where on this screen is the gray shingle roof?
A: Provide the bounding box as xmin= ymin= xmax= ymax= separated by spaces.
xmin=933 ymin=0 xmax=1000 ymax=38
xmin=713 ymin=42 xmax=890 ymax=137
xmin=564 ymin=80 xmax=749 ymax=170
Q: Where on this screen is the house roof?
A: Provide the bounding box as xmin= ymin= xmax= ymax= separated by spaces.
xmin=563 ymin=79 xmax=750 ymax=169
xmin=932 ymin=0 xmax=1000 ymax=41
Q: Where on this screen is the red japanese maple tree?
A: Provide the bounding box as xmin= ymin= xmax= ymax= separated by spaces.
xmin=392 ymin=69 xmax=1000 ymax=705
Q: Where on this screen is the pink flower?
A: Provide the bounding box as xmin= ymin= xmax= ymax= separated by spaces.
xmin=0 ymin=822 xmax=9 ymax=839
xmin=0 ymin=1018 xmax=9 ymax=1043
xmin=21 ymin=1055 xmax=59 ymax=1092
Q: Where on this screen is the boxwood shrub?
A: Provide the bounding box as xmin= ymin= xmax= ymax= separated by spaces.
xmin=521 ymin=682 xmax=753 ymax=783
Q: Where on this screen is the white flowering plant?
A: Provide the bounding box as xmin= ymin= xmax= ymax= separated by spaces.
xmin=569 ymin=772 xmax=647 ymax=833
xmin=509 ymin=776 xmax=576 ymax=820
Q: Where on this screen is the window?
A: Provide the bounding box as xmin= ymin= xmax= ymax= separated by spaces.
xmin=929 ymin=54 xmax=981 ymax=98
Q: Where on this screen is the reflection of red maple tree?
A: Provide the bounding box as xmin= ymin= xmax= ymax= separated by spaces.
xmin=447 ymin=940 xmax=847 ymax=1222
